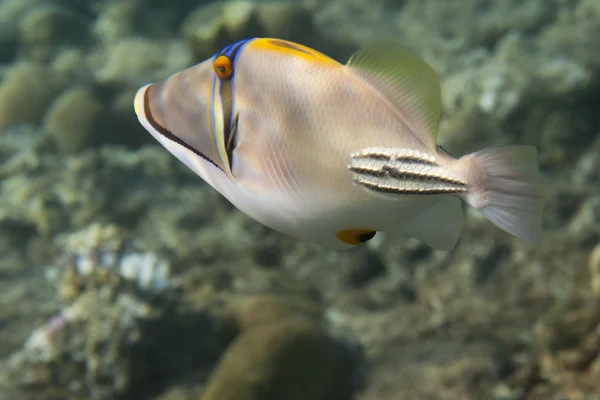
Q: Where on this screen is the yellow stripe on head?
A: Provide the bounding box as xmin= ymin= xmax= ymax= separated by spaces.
xmin=248 ymin=38 xmax=340 ymax=66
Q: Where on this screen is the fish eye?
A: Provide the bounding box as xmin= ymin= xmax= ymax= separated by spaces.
xmin=214 ymin=55 xmax=233 ymax=79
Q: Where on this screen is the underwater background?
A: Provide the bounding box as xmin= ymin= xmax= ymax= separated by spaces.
xmin=0 ymin=0 xmax=599 ymax=399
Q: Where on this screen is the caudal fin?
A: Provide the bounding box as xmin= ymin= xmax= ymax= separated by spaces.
xmin=461 ymin=146 xmax=543 ymax=242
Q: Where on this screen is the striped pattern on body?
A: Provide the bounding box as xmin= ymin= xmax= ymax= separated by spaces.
xmin=348 ymin=147 xmax=468 ymax=196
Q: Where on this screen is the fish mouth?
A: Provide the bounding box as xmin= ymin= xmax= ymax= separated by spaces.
xmin=134 ymin=83 xmax=225 ymax=174
xmin=133 ymin=84 xmax=150 ymax=123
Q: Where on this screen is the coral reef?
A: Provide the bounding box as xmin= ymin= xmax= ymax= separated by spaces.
xmin=0 ymin=0 xmax=598 ymax=399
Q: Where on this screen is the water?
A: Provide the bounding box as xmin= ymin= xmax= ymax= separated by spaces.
xmin=0 ymin=0 xmax=599 ymax=399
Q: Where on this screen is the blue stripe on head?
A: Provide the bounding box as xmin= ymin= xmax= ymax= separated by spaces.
xmin=214 ymin=39 xmax=253 ymax=134
xmin=220 ymin=39 xmax=250 ymax=58
xmin=213 ymin=38 xmax=254 ymax=74
xmin=210 ymin=39 xmax=254 ymax=172
xmin=226 ymin=40 xmax=252 ymax=128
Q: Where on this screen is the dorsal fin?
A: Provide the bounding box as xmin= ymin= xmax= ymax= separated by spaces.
xmin=347 ymin=40 xmax=442 ymax=150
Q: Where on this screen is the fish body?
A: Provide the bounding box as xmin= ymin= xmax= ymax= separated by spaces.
xmin=134 ymin=38 xmax=543 ymax=250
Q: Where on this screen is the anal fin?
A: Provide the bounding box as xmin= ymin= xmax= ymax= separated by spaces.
xmin=399 ymin=196 xmax=464 ymax=250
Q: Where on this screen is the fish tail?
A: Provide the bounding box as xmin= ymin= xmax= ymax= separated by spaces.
xmin=459 ymin=146 xmax=544 ymax=242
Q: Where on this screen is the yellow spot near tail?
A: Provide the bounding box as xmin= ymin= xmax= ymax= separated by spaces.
xmin=336 ymin=229 xmax=377 ymax=246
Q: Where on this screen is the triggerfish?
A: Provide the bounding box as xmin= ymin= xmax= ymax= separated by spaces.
xmin=134 ymin=38 xmax=543 ymax=250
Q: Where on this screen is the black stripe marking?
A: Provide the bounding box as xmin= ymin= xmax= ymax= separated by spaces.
xmin=348 ymin=166 xmax=386 ymax=177
xmin=227 ymin=114 xmax=239 ymax=163
xmin=391 ymin=157 xmax=436 ymax=165
xmin=356 ymin=154 xmax=436 ymax=165
xmin=382 ymin=166 xmax=467 ymax=186
xmin=143 ymin=86 xmax=224 ymax=173
xmin=437 ymin=145 xmax=455 ymax=157
xmin=349 ymin=164 xmax=467 ymax=186
xmin=355 ymin=179 xmax=463 ymax=195
xmin=266 ymin=39 xmax=313 ymax=55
